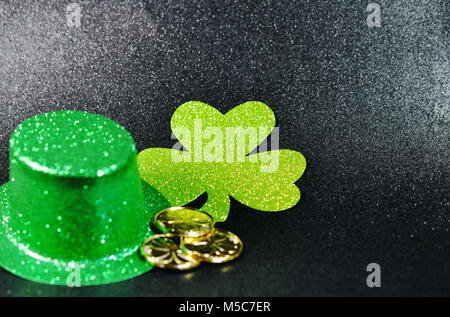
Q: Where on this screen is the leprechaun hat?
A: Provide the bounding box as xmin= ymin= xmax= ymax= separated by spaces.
xmin=0 ymin=111 xmax=170 ymax=286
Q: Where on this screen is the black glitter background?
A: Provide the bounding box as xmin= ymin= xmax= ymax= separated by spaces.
xmin=0 ymin=0 xmax=449 ymax=296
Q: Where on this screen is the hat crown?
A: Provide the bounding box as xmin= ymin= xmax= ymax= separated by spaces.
xmin=7 ymin=111 xmax=152 ymax=262
xmin=9 ymin=111 xmax=135 ymax=178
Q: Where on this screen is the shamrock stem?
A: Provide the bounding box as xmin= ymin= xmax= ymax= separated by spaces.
xmin=201 ymin=191 xmax=230 ymax=222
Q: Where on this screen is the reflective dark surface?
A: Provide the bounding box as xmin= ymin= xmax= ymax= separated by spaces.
xmin=0 ymin=0 xmax=448 ymax=296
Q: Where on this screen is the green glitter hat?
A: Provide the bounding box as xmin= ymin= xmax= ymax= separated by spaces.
xmin=0 ymin=111 xmax=170 ymax=286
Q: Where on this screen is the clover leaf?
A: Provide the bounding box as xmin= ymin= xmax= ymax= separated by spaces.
xmin=137 ymin=101 xmax=306 ymax=222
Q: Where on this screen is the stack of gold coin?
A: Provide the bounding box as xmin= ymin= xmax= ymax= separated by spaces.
xmin=141 ymin=206 xmax=243 ymax=271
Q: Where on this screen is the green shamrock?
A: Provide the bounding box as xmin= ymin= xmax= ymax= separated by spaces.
xmin=137 ymin=101 xmax=306 ymax=222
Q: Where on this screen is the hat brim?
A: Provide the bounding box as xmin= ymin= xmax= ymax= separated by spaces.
xmin=0 ymin=181 xmax=171 ymax=286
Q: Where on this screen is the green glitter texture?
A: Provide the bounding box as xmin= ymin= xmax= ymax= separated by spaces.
xmin=0 ymin=111 xmax=170 ymax=286
xmin=138 ymin=101 xmax=306 ymax=222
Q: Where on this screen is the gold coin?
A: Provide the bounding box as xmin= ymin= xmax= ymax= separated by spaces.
xmin=141 ymin=233 xmax=200 ymax=271
xmin=152 ymin=206 xmax=215 ymax=237
xmin=181 ymin=228 xmax=243 ymax=263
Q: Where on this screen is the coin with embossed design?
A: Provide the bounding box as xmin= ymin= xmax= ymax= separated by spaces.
xmin=141 ymin=233 xmax=200 ymax=271
xmin=152 ymin=206 xmax=215 ymax=237
xmin=181 ymin=228 xmax=243 ymax=263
